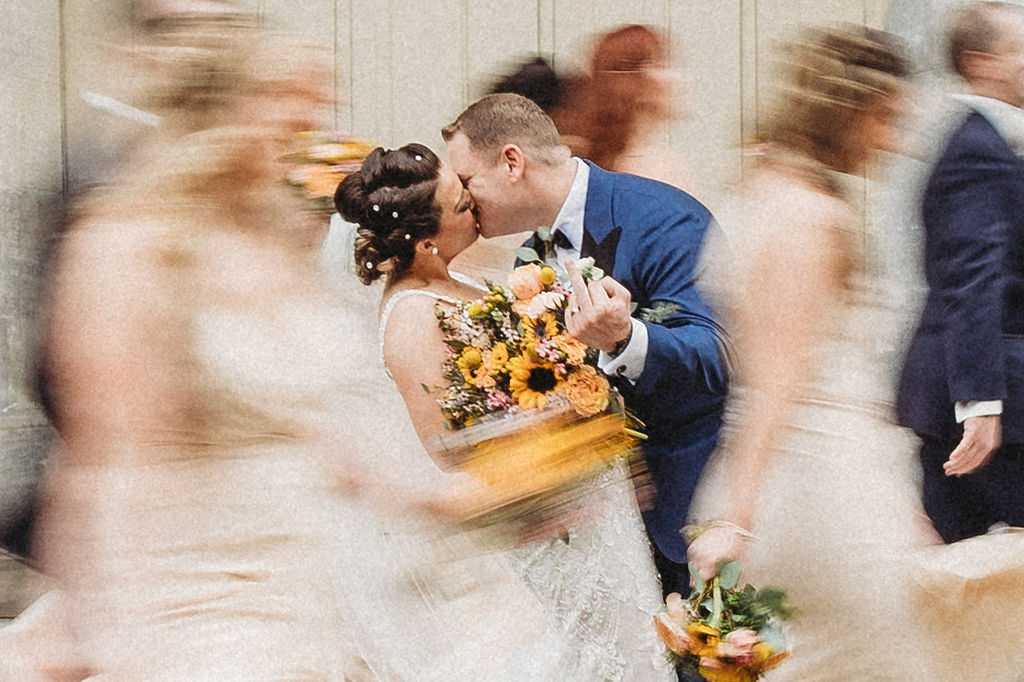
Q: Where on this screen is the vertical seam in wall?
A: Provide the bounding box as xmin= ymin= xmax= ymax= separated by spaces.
xmin=753 ymin=0 xmax=759 ymax=137
xmin=551 ymin=0 xmax=557 ymax=69
xmin=387 ymin=0 xmax=394 ymax=144
xmin=347 ymin=0 xmax=355 ymax=133
xmin=739 ymin=0 xmax=745 ymax=184
xmin=666 ymin=1 xmax=673 ymax=148
xmin=462 ymin=0 xmax=470 ymax=108
xmin=863 ymin=0 xmax=871 ymax=273
xmin=332 ymin=0 xmax=339 ymax=130
xmin=536 ymin=0 xmax=541 ymax=56
xmin=58 ymin=0 xmax=68 ymax=200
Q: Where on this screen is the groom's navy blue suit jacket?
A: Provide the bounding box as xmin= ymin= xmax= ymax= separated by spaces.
xmin=898 ymin=111 xmax=1024 ymax=445
xmin=531 ymin=162 xmax=729 ymax=564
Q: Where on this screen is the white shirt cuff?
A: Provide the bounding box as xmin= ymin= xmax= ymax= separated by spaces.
xmin=598 ymin=318 xmax=648 ymax=384
xmin=955 ymin=399 xmax=1004 ymax=423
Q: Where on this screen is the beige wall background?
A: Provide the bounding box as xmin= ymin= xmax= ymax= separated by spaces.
xmin=2 ymin=0 xmax=899 ymax=611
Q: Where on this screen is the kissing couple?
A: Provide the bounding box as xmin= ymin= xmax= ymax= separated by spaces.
xmin=328 ymin=92 xmax=729 ymax=680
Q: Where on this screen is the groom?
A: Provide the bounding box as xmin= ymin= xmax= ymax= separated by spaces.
xmin=442 ymin=93 xmax=729 ymax=595
xmin=898 ymin=1 xmax=1024 ymax=542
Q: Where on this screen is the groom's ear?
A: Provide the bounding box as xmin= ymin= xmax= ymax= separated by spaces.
xmin=500 ymin=144 xmax=526 ymax=184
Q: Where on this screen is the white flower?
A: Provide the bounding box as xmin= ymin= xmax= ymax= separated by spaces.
xmin=523 ymin=291 xmax=566 ymax=317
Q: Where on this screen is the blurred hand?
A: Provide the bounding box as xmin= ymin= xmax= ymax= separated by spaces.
xmin=687 ymin=524 xmax=750 ymax=582
xmin=564 ymin=260 xmax=633 ymax=353
xmin=425 ymin=472 xmax=496 ymax=521
xmin=945 ymin=415 xmax=1001 ymax=477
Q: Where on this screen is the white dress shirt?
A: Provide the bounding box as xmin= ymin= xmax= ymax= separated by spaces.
xmin=547 ymin=158 xmax=649 ymax=383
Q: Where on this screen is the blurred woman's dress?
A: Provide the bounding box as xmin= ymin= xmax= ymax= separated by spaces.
xmin=37 ymin=220 xmax=354 ymax=679
xmin=693 ymin=157 xmax=1024 ymax=682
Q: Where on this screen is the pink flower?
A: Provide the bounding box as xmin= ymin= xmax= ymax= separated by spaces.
xmin=718 ymin=628 xmax=759 ymax=662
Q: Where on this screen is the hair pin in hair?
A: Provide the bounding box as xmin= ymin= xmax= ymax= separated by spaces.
xmin=414 ymin=154 xmax=423 ymax=161
xmin=404 ymin=233 xmax=411 ymax=240
xmin=365 ymin=261 xmax=374 ymax=270
xmin=372 ymin=204 xmax=380 ymax=212
xmin=392 ymin=211 xmax=399 ymax=219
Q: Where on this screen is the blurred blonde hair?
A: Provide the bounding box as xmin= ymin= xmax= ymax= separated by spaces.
xmin=79 ymin=13 xmax=330 ymax=234
xmin=762 ymin=25 xmax=907 ymax=175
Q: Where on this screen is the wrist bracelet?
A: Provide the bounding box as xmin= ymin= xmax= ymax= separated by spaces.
xmin=681 ymin=519 xmax=755 ymax=543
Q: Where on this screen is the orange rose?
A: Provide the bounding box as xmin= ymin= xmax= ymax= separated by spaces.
xmin=563 ymin=365 xmax=610 ymax=416
xmin=556 ymin=335 xmax=588 ymax=365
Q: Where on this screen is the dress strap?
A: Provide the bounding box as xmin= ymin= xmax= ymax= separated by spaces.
xmin=377 ymin=288 xmax=460 ymax=374
xmin=450 ymin=271 xmax=488 ymax=292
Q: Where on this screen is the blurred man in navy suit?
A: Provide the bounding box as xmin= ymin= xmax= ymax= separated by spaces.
xmin=899 ymin=1 xmax=1024 ymax=542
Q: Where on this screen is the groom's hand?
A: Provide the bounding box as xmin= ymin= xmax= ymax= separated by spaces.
xmin=945 ymin=414 xmax=1002 ymax=477
xmin=565 ymin=260 xmax=632 ymax=353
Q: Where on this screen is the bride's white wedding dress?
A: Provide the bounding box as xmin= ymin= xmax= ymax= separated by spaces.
xmin=321 ymin=218 xmax=674 ymax=681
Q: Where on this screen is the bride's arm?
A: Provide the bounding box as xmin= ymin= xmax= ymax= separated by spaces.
xmin=688 ymin=197 xmax=851 ymax=578
xmin=380 ymin=294 xmax=457 ymax=461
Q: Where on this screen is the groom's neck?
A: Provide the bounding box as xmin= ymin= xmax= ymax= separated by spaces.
xmin=525 ymin=157 xmax=580 ymax=228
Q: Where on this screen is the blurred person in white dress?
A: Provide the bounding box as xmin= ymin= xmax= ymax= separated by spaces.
xmin=687 ymin=24 xmax=1024 ymax=681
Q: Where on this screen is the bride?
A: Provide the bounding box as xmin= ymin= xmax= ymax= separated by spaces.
xmin=331 ymin=143 xmax=674 ymax=681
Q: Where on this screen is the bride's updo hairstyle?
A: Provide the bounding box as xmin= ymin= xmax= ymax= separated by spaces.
xmin=335 ymin=144 xmax=443 ymax=285
xmin=763 ymin=25 xmax=908 ymax=176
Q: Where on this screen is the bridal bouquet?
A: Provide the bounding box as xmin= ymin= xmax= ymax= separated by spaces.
xmin=431 ymin=259 xmax=644 ymax=536
xmin=283 ymin=130 xmax=375 ymax=211
xmin=436 ymin=258 xmax=618 ymax=427
xmin=655 ymin=562 xmax=791 ymax=682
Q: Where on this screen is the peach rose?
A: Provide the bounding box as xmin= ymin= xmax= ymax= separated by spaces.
xmin=507 ymin=264 xmax=544 ymax=301
xmin=665 ymin=592 xmax=694 ymax=625
xmin=654 ymin=612 xmax=694 ymax=655
xmin=563 ymin=365 xmax=610 ymax=416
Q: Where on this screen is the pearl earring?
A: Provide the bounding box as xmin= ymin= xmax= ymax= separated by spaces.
xmin=431 ymin=246 xmax=439 ymax=255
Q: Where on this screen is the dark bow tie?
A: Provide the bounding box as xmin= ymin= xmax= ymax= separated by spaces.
xmin=551 ymin=229 xmax=574 ymax=251
xmin=526 ymin=228 xmax=574 ymax=261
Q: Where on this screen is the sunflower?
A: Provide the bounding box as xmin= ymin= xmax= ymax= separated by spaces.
xmin=508 ymin=354 xmax=563 ymax=409
xmin=521 ymin=312 xmax=559 ymax=345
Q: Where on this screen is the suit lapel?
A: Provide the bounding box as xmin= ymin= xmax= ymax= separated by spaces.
xmin=581 ymin=161 xmax=620 ymax=276
xmin=581 ymin=225 xmax=620 ymax=277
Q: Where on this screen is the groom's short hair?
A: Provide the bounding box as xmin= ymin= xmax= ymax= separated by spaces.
xmin=442 ymin=93 xmax=569 ymax=165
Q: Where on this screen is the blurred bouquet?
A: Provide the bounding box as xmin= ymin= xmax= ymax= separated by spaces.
xmin=431 ymin=259 xmax=645 ymax=537
xmin=284 ymin=131 xmax=375 ymax=212
xmin=654 ymin=562 xmax=791 ymax=682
